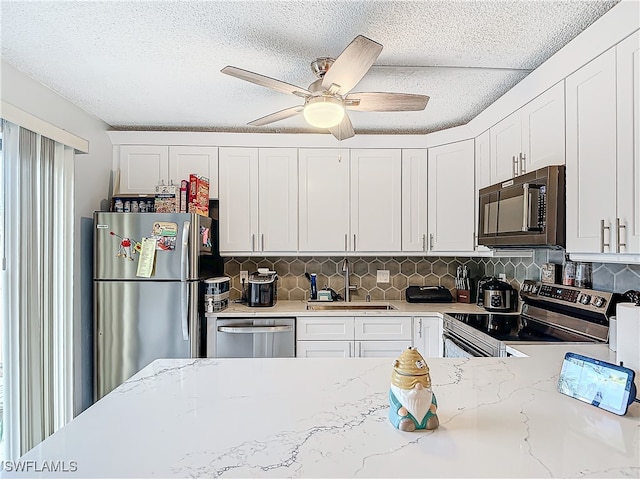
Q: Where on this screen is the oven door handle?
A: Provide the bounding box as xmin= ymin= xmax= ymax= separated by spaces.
xmin=443 ymin=330 xmax=491 ymax=357
xmin=218 ymin=325 xmax=293 ymax=334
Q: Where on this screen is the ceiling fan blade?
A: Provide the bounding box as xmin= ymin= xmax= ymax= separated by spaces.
xmin=345 ymin=92 xmax=430 ymax=112
xmin=221 ymin=66 xmax=311 ymax=98
xmin=321 ymin=35 xmax=383 ymax=96
xmin=328 ymin=113 xmax=355 ymax=140
xmin=248 ymin=106 xmax=304 ymax=126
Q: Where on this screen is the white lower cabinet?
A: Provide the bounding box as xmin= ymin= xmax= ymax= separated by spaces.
xmin=296 ymin=316 xmax=411 ymax=358
xmin=412 ymin=316 xmax=443 ymax=358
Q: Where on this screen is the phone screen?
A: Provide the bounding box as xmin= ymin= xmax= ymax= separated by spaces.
xmin=558 ymin=352 xmax=636 ymax=416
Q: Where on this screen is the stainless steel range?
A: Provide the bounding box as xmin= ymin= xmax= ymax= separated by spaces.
xmin=443 ymin=280 xmax=616 ymax=357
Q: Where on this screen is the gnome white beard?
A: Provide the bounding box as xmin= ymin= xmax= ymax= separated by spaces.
xmin=391 ymin=384 xmax=432 ymax=423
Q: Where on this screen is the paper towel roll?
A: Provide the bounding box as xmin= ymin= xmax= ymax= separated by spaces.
xmin=616 ymin=303 xmax=640 ymax=389
xmin=609 ymin=317 xmax=617 ymax=352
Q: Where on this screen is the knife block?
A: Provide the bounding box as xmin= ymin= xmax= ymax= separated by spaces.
xmin=456 ymin=289 xmax=471 ymax=303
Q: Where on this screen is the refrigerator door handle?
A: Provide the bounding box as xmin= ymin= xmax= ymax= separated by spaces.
xmin=181 ymin=221 xmax=191 ymax=341
xmin=181 ymin=221 xmax=191 ymax=282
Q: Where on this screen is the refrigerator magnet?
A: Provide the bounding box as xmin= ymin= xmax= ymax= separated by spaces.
xmin=151 ymin=221 xmax=178 ymax=251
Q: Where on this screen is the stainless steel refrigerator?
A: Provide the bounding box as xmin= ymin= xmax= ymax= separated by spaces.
xmin=93 ymin=211 xmax=220 ymax=400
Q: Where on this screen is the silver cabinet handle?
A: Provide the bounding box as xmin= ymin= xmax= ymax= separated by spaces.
xmin=600 ymin=219 xmax=611 ymax=253
xmin=344 ymin=234 xmax=348 ymax=251
xmin=419 ymin=318 xmax=423 ymax=339
xmin=348 ymin=342 xmax=352 ymax=357
xmin=251 ymin=234 xmax=255 ymax=252
xmin=512 ymin=156 xmax=518 ymax=177
xmin=422 ymin=234 xmax=426 ymax=252
xmin=616 ymin=218 xmax=626 ymax=253
xmin=261 ymin=234 xmax=265 ymax=251
xmin=353 ymin=234 xmax=357 ymax=251
xmin=429 ymin=233 xmax=434 ymax=250
xmin=358 ymin=342 xmax=362 ymax=357
xmin=520 ymin=153 xmax=526 ymax=174
xmin=218 ymin=325 xmax=293 ymax=334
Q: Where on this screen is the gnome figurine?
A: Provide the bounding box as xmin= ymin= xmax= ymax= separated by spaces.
xmin=389 ymin=347 xmax=439 ymax=431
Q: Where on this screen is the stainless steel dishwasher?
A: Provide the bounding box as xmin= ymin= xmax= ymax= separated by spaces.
xmin=207 ymin=317 xmax=295 ymax=358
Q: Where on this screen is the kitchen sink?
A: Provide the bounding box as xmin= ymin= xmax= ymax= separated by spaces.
xmin=305 ymin=302 xmax=397 ymax=311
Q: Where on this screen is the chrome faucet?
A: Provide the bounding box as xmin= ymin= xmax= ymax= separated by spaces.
xmin=342 ymin=258 xmax=350 ymax=302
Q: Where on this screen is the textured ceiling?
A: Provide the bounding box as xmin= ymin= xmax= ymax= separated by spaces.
xmin=1 ymin=0 xmax=619 ymax=135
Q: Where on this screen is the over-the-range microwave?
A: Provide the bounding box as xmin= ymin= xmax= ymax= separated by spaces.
xmin=478 ymin=165 xmax=565 ymax=248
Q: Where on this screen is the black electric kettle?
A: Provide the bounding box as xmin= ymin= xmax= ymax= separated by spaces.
xmin=482 ymin=278 xmax=516 ymax=312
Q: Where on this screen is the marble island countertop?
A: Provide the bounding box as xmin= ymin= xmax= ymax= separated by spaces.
xmin=8 ymin=345 xmax=639 ymax=478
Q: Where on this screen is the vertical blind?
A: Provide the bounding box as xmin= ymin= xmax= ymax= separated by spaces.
xmin=1 ymin=119 xmax=74 ymax=459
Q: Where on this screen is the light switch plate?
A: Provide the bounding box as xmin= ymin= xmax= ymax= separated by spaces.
xmin=377 ymin=270 xmax=390 ymax=283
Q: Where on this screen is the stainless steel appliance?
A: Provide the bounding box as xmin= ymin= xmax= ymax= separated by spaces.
xmin=478 ymin=165 xmax=565 ymax=248
xmin=443 ymin=280 xmax=615 ymax=358
xmin=208 ymin=317 xmax=295 ymax=358
xmin=482 ymin=278 xmax=516 ymax=312
xmin=93 ymin=211 xmax=221 ymax=399
xmin=247 ymin=270 xmax=278 ymax=307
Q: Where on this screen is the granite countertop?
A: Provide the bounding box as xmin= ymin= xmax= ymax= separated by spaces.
xmin=214 ymin=299 xmax=489 ymax=317
xmin=8 ymin=345 xmax=639 ymax=478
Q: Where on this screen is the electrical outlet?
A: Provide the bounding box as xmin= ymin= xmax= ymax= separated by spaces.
xmin=240 ymin=271 xmax=248 ymax=282
xmin=498 ymin=273 xmax=507 ymax=281
xmin=377 ymin=270 xmax=390 ymax=284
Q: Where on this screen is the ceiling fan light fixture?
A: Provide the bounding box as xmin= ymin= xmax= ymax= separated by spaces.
xmin=303 ymin=95 xmax=345 ymax=128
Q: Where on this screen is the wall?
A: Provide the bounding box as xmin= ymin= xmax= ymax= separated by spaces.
xmin=1 ymin=61 xmax=113 ymax=415
xmin=222 ymin=252 xmax=639 ymax=302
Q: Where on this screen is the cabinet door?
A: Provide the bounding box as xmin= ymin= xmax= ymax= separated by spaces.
xmin=489 ymin=110 xmax=522 ymax=183
xmin=258 ymin=148 xmax=298 ymax=252
xmin=356 ymin=340 xmax=411 ymax=358
xmin=354 ymin=317 xmax=412 ymax=341
xmin=616 ymin=31 xmax=640 ymax=253
xmin=412 ymin=316 xmax=443 ymax=358
xmin=299 ymin=149 xmax=350 ymax=252
xmin=474 ymin=132 xmax=492 ymax=252
xmin=169 ymin=146 xmax=219 ymax=199
xmin=117 ymin=145 xmax=168 ymax=193
xmin=296 ymin=317 xmax=354 ymax=341
xmin=566 ymin=49 xmax=617 ymax=253
xmin=427 ymin=140 xmax=475 ymax=252
xmin=350 ymin=149 xmax=401 ymax=252
xmin=402 ymin=149 xmax=428 ymax=252
xmin=521 ymin=81 xmax=565 ymax=174
xmin=218 ymin=148 xmax=259 ymax=253
xmin=296 ymin=341 xmax=353 ymax=358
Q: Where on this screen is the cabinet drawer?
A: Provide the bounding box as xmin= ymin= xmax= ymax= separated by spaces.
xmin=296 ymin=317 xmax=354 ymax=340
xmin=354 ymin=317 xmax=412 ymax=340
xmin=357 ymin=340 xmax=411 ymax=358
xmin=296 ymin=341 xmax=352 ymax=358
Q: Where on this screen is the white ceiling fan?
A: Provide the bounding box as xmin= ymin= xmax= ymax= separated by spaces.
xmin=221 ymin=35 xmax=430 ymax=140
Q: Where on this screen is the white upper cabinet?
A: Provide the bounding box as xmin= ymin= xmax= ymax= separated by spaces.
xmin=219 ymin=147 xmax=298 ymax=254
xmin=401 ymin=149 xmax=429 ymax=253
xmin=169 ymin=146 xmax=219 ymax=198
xmin=566 ymin=49 xmax=618 ymax=253
xmin=117 ymin=145 xmax=219 ymax=198
xmin=350 ymin=149 xmax=402 ymax=252
xmin=474 ymin=131 xmax=491 ymax=252
xmin=258 ymin=148 xmax=299 ymax=253
xmin=117 ymin=145 xmax=169 ymax=194
xmin=298 ymin=149 xmax=351 ymax=252
xmin=616 ymin=31 xmax=640 ymax=253
xmin=520 ymin=81 xmax=565 ymax=174
xmin=489 ymin=82 xmax=565 ymax=184
xmin=427 ymin=140 xmax=475 ymax=252
xmin=218 ymin=148 xmax=259 ymax=253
